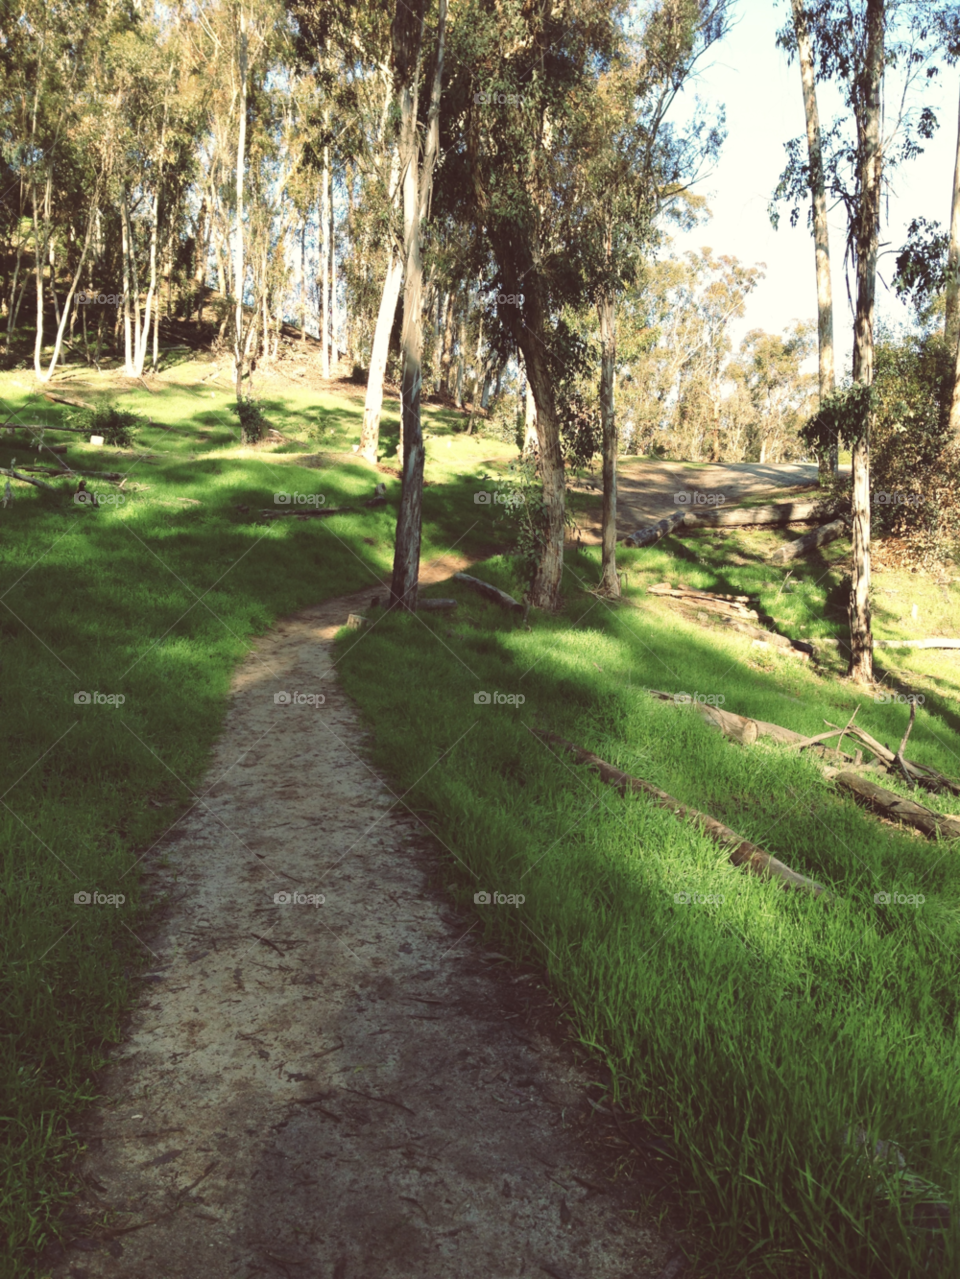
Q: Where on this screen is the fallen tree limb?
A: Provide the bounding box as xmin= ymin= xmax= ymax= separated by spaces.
xmin=769 ymin=519 xmax=847 ymax=564
xmin=830 ymin=773 xmax=960 ymax=841
xmin=259 ymin=506 xmax=355 ymax=519
xmin=417 ymin=599 xmax=458 ymax=612
xmin=532 ymin=729 xmax=831 ymax=899
xmin=0 ymin=467 xmax=59 ymax=491
xmin=42 ymin=391 xmax=94 ymax=410
xmin=648 ymin=582 xmax=751 ymax=603
xmin=873 ymin=638 xmax=960 ymax=650
xmin=712 ymin=614 xmax=813 ymax=657
xmin=454 ymin=572 xmax=523 ymax=612
xmin=622 ymin=510 xmax=687 ymax=548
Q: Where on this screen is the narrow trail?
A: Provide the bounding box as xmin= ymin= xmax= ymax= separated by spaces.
xmin=45 ymin=559 xmax=679 ymax=1279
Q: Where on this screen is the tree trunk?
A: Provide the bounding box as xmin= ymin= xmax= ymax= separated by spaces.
xmin=234 ymin=17 xmax=249 ymax=402
xmin=518 ymin=304 xmax=565 ymax=609
xmin=438 ymin=289 xmax=454 ymax=393
xmin=390 ymin=0 xmax=446 ymax=610
xmin=329 ymin=164 xmax=337 ymax=370
xmin=597 ymin=283 xmax=619 ymax=597
xmin=120 ymin=188 xmax=139 ymax=377
xmin=299 ymin=220 xmax=307 ymax=343
xmin=523 ymin=373 xmax=537 ymax=456
xmin=321 ymin=158 xmax=330 ymax=378
xmin=945 ymin=84 xmax=960 ymax=442
xmin=36 ymin=205 xmax=98 ymax=383
xmin=359 ymin=247 xmax=404 ymax=461
xmin=848 ymin=0 xmax=884 ymax=685
xmin=791 ymin=0 xmax=836 ymax=479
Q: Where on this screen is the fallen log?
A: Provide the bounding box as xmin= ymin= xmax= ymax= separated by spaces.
xmin=622 ymin=510 xmax=687 ymax=548
xmin=417 ymin=599 xmax=458 ymax=612
xmin=712 ymin=614 xmax=814 ymax=657
xmin=7 ymin=422 xmax=90 ymax=435
xmin=831 ymin=773 xmax=960 ymax=841
xmin=42 ymin=391 xmax=94 ymax=411
xmin=648 ymin=584 xmax=758 ymax=618
xmin=532 ymin=729 xmax=832 ymax=899
xmin=4 ymin=441 xmax=68 ymax=455
xmin=684 ymin=500 xmax=822 ymax=528
xmin=0 ymin=467 xmax=59 ymax=491
xmin=644 ymin=689 xmax=760 ymax=744
xmin=259 ymin=506 xmax=355 ymax=519
xmin=769 ymin=519 xmax=847 ymax=564
xmin=648 ymin=582 xmax=751 ymax=603
xmin=873 ymin=638 xmax=960 ymax=650
xmin=454 ymin=572 xmax=524 ymax=612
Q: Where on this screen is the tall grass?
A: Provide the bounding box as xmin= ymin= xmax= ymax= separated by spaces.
xmin=335 ymin=547 xmax=960 ymax=1278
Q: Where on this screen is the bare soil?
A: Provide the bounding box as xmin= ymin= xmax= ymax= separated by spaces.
xmin=42 ymin=557 xmax=683 ymax=1279
xmin=570 ymin=459 xmax=828 ymax=543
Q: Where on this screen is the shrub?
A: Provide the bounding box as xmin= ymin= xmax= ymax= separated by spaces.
xmin=230 ymin=397 xmax=269 ymax=444
xmin=69 ymin=404 xmax=143 ymax=447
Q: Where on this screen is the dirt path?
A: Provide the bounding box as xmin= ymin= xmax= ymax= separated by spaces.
xmin=44 ymin=559 xmax=678 ymax=1279
xmin=571 ymin=460 xmax=829 ymax=543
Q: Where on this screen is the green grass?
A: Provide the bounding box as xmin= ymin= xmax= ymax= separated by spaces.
xmin=335 ymin=541 xmax=960 ymax=1279
xmin=3 ymin=356 xmax=958 ymax=1277
xmin=0 ymin=363 xmax=513 ymax=1276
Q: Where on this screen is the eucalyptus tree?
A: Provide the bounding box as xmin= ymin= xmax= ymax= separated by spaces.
xmin=572 ymin=0 xmax=731 ymax=597
xmin=777 ymin=1 xmax=837 ymax=479
xmin=773 ymin=0 xmax=950 ymax=683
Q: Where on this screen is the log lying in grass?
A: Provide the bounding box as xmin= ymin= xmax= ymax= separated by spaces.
xmin=42 ymin=391 xmax=94 ymax=410
xmin=622 ymin=510 xmax=687 ymax=548
xmin=259 ymin=506 xmax=355 ymax=519
xmin=830 ymin=772 xmax=960 ymax=841
xmin=873 ymin=638 xmax=960 ymax=650
xmin=769 ymin=519 xmax=847 ymax=564
xmin=533 ymin=729 xmax=831 ymax=899
xmin=418 ymin=599 xmax=458 ymax=612
xmin=454 ymin=572 xmax=523 ymax=611
xmin=647 ymin=583 xmax=758 ymax=618
xmin=710 ymin=613 xmax=814 ymax=658
xmin=645 ymin=690 xmax=760 ymax=744
xmin=0 ymin=466 xmax=59 ymax=491
xmin=6 ymin=441 xmax=68 ymax=455
xmin=686 ymin=500 xmax=822 ymax=528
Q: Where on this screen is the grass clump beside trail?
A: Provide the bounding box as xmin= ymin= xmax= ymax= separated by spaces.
xmin=0 ymin=365 xmax=510 ymax=1277
xmin=335 ymin=544 xmax=960 ymax=1279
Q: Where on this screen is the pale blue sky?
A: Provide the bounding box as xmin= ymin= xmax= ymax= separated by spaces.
xmin=668 ymin=1 xmax=958 ymax=374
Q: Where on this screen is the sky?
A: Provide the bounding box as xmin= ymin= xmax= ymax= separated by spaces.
xmin=667 ymin=1 xmax=959 ymax=376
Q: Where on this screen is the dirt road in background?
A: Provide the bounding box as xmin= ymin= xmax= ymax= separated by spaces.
xmin=571 ymin=460 xmax=826 ymax=543
xmin=44 ymin=557 xmax=679 ymax=1279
